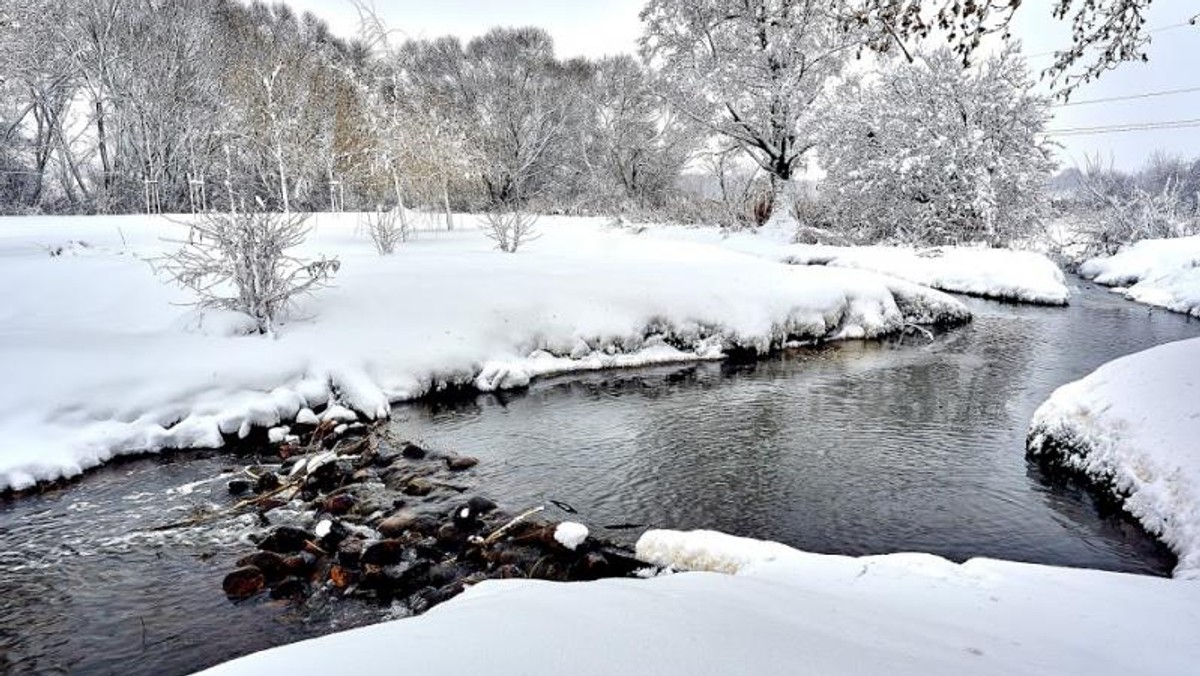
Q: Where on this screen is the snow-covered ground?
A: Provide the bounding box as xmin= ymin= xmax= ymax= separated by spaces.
xmin=1078 ymin=235 xmax=1200 ymax=317
xmin=195 ymin=529 xmax=1200 ymax=676
xmin=1028 ymin=337 xmax=1200 ymax=579
xmin=0 ymin=213 xmax=971 ymax=491
xmin=637 ymin=223 xmax=1072 ymax=305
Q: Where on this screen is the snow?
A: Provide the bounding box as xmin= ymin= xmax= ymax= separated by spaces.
xmin=637 ymin=225 xmax=1071 ymax=305
xmin=0 ymin=214 xmax=970 ymax=491
xmin=1028 ymin=338 xmax=1200 ymax=579
xmin=1078 ymin=235 xmax=1200 ymax=317
xmin=552 ymin=521 xmax=589 ymax=551
xmin=194 ymin=529 xmax=1200 ymax=676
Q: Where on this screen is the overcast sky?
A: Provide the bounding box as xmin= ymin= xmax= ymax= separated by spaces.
xmin=288 ymin=0 xmax=1200 ymax=170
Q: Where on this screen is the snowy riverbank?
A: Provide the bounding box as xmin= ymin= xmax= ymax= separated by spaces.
xmin=637 ymin=223 xmax=1072 ymax=305
xmin=195 ymin=528 xmax=1200 ymax=676
xmin=0 ymin=213 xmax=974 ymax=491
xmin=1028 ymin=337 xmax=1200 ymax=579
xmin=1078 ymin=235 xmax=1200 ymax=317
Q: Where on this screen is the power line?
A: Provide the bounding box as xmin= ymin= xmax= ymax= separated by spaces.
xmin=1047 ymin=117 xmax=1200 ymax=136
xmin=1052 ymin=85 xmax=1200 ymax=107
xmin=1025 ymin=19 xmax=1197 ymax=60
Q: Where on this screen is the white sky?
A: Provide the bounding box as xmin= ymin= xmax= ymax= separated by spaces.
xmin=288 ymin=0 xmax=1200 ymax=170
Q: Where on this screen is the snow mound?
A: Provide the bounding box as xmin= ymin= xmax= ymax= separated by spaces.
xmin=1028 ymin=338 xmax=1200 ymax=578
xmin=553 ymin=522 xmax=589 ymax=551
xmin=782 ymin=245 xmax=1071 ymax=305
xmin=1079 ymin=235 xmax=1200 ymax=317
xmin=0 ymin=215 xmax=970 ymax=491
xmin=194 ymin=531 xmax=1200 ymax=676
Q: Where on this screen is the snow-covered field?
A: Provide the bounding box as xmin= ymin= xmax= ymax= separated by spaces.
xmin=1028 ymin=337 xmax=1200 ymax=579
xmin=1079 ymin=235 xmax=1200 ymax=317
xmin=0 ymin=213 xmax=975 ymax=491
xmin=639 ymin=223 xmax=1072 ymax=305
xmin=195 ymin=529 xmax=1200 ymax=676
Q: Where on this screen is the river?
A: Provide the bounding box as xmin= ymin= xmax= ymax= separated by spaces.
xmin=1 ymin=278 xmax=1195 ymax=675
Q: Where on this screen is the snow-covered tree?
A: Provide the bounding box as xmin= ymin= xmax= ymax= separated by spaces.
xmin=639 ymin=0 xmax=861 ymax=224
xmin=818 ymin=45 xmax=1056 ymax=246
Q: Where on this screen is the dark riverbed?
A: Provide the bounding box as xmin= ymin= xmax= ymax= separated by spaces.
xmin=2 ymin=278 xmax=1196 ymax=675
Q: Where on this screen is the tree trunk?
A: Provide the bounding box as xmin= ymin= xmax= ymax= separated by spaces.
xmin=442 ymin=177 xmax=453 ymax=230
xmin=95 ymin=99 xmax=112 ymax=201
xmin=763 ymin=174 xmax=799 ymax=234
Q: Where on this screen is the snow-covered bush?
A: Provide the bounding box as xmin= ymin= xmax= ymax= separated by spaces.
xmin=160 ymin=210 xmax=339 ymax=334
xmin=1063 ymin=156 xmax=1199 ymax=258
xmin=818 ymin=45 xmax=1056 ymax=246
xmin=364 ymin=207 xmax=409 ymax=255
xmin=483 ymin=206 xmax=539 ymax=253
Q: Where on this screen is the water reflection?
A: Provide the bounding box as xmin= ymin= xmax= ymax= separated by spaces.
xmin=393 ymin=281 xmax=1194 ymax=573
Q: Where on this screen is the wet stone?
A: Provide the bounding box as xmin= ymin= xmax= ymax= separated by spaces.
xmin=466 ymin=496 xmax=498 ymax=514
xmin=378 ymin=510 xmax=440 ymax=538
xmin=445 ymin=456 xmax=479 ymax=472
xmin=223 ymin=566 xmax=265 ymax=599
xmin=235 ymin=551 xmax=288 ymax=583
xmin=258 ymin=526 xmax=313 ymax=554
xmin=403 ymin=478 xmax=434 ymax=497
xmin=322 ymin=494 xmax=357 ymax=516
xmin=319 ymin=520 xmax=352 ymax=550
xmin=255 ymin=472 xmax=281 ymax=493
xmin=329 ymin=565 xmax=359 ymax=589
xmin=492 ymin=564 xmax=526 ymax=579
xmin=361 ymin=539 xmax=408 ymax=567
xmin=269 ymin=577 xmax=307 ymax=600
xmin=401 ymin=443 xmax=427 ymax=460
xmin=337 ymin=538 xmax=364 ymax=567
xmin=227 ymin=479 xmax=253 ymax=496
xmin=283 ymin=552 xmax=318 ymax=575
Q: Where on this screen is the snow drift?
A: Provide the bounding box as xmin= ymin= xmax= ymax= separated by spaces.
xmin=1028 ymin=337 xmax=1200 ymax=579
xmin=194 ymin=529 xmax=1200 ymax=676
xmin=1078 ymin=235 xmax=1200 ymax=317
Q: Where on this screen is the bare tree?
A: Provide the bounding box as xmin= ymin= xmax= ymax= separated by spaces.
xmin=581 ymin=55 xmax=698 ymax=213
xmin=160 ymin=209 xmax=340 ymax=334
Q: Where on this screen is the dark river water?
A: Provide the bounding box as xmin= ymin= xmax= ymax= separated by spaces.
xmin=2 ymin=278 xmax=1197 ymax=675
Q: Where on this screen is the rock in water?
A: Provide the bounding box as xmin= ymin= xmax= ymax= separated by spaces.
xmin=223 ymin=567 xmax=265 ymax=599
xmin=235 ymin=551 xmax=288 ymax=583
xmin=361 ymin=539 xmax=407 ymax=566
xmin=227 ymin=479 xmax=253 ymax=496
xmin=445 ymin=456 xmax=479 ymax=471
xmin=258 ymin=526 xmax=313 ymax=553
xmin=401 ymin=443 xmax=427 ymax=460
xmin=322 ymin=493 xmax=357 ymax=516
xmin=402 ymin=478 xmax=434 ymax=497
xmin=378 ymin=510 xmax=439 ymax=538
xmin=466 ymin=496 xmax=498 ymax=514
